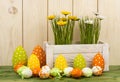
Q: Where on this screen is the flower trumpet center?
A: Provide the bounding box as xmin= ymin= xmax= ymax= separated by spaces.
xmin=57 ymin=20 xmax=67 ymax=26
xmin=61 ymin=11 xmax=71 ymax=16
xmin=68 ymin=16 xmax=77 ymax=21
xmin=48 ymin=15 xmax=55 ymax=20
xmin=60 ymin=17 xmax=67 ymax=21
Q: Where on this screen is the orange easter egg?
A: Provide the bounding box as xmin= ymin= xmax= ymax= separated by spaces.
xmin=71 ymin=68 xmax=82 ymax=78
xmin=14 ymin=64 xmax=23 ymax=72
xmin=32 ymin=68 xmax=41 ymax=76
xmin=32 ymin=45 xmax=46 ymax=68
xmin=92 ymin=52 xmax=105 ymax=71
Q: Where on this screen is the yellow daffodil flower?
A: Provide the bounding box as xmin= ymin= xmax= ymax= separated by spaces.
xmin=57 ymin=20 xmax=67 ymax=26
xmin=48 ymin=15 xmax=55 ymax=20
xmin=60 ymin=17 xmax=67 ymax=21
xmin=61 ymin=11 xmax=71 ymax=16
xmin=68 ymin=16 xmax=77 ymax=21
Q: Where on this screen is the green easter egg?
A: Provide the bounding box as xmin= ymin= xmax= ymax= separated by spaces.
xmin=50 ymin=68 xmax=62 ymax=78
xmin=12 ymin=46 xmax=27 ymax=67
xmin=73 ymin=54 xmax=86 ymax=69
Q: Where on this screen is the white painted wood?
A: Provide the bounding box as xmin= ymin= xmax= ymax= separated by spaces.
xmin=0 ymin=0 xmax=22 ymax=66
xmin=53 ymin=44 xmax=103 ymax=53
xmin=45 ymin=43 xmax=54 ymax=68
xmin=103 ymin=43 xmax=109 ymax=71
xmin=45 ymin=42 xmax=109 ymax=71
xmin=23 ymin=0 xmax=47 ymax=56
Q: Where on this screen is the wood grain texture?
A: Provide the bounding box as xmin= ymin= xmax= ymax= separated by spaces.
xmin=99 ymin=0 xmax=120 ymax=65
xmin=48 ymin=0 xmax=73 ymax=43
xmin=0 ymin=0 xmax=119 ymax=66
xmin=74 ymin=0 xmax=97 ymax=16
xmin=23 ymin=0 xmax=47 ymax=56
xmin=0 ymin=0 xmax=22 ymax=65
xmin=73 ymin=0 xmax=97 ymax=42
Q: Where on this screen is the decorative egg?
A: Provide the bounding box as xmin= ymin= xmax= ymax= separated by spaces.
xmin=32 ymin=45 xmax=46 ymax=67
xmin=21 ymin=67 xmax=32 ymax=79
xmin=17 ymin=66 xmax=28 ymax=75
xmin=14 ymin=64 xmax=23 ymax=72
xmin=32 ymin=68 xmax=41 ymax=76
xmin=12 ymin=46 xmax=27 ymax=67
xmin=39 ymin=66 xmax=50 ymax=79
xmin=73 ymin=54 xmax=86 ymax=70
xmin=63 ymin=67 xmax=73 ymax=77
xmin=92 ymin=52 xmax=105 ymax=71
xmin=27 ymin=54 xmax=40 ymax=76
xmin=39 ymin=70 xmax=50 ymax=79
xmin=17 ymin=66 xmax=32 ymax=79
xmin=92 ymin=66 xmax=102 ymax=76
xmin=54 ymin=54 xmax=68 ymax=70
xmin=71 ymin=68 xmax=82 ymax=78
xmin=82 ymin=67 xmax=92 ymax=77
xmin=41 ymin=65 xmax=51 ymax=73
xmin=28 ymin=54 xmax=40 ymax=70
xmin=50 ymin=68 xmax=62 ymax=78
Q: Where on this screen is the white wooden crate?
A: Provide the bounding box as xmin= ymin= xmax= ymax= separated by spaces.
xmin=44 ymin=42 xmax=109 ymax=71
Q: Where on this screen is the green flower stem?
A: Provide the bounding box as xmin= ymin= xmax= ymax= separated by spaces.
xmin=50 ymin=17 xmax=75 ymax=45
xmin=79 ymin=17 xmax=101 ymax=44
xmin=95 ymin=19 xmax=101 ymax=43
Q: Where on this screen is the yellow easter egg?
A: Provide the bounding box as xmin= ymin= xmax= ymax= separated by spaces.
xmin=54 ymin=54 xmax=68 ymax=70
xmin=32 ymin=45 xmax=46 ymax=68
xmin=27 ymin=54 xmax=40 ymax=71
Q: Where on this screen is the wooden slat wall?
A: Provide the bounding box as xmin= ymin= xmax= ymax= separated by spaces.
xmin=23 ymin=0 xmax=47 ymax=56
xmin=74 ymin=0 xmax=97 ymax=16
xmin=99 ymin=0 xmax=120 ymax=65
xmin=0 ymin=0 xmax=120 ymax=65
xmin=0 ymin=0 xmax=22 ymax=65
xmin=48 ymin=0 xmax=73 ymax=43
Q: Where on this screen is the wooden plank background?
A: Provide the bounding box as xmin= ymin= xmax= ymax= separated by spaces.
xmin=23 ymin=0 xmax=47 ymax=56
xmin=99 ymin=0 xmax=120 ymax=65
xmin=0 ymin=0 xmax=22 ymax=65
xmin=0 ymin=0 xmax=120 ymax=65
